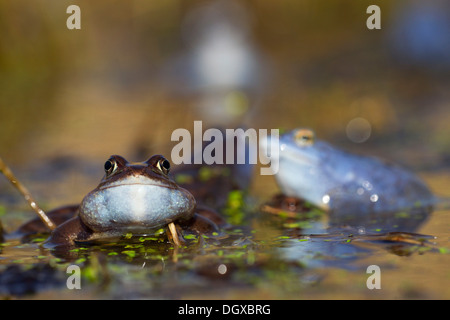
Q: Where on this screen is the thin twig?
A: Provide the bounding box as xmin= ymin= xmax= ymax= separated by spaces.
xmin=0 ymin=156 xmax=56 ymax=230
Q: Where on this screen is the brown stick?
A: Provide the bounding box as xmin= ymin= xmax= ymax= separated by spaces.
xmin=168 ymin=222 xmax=182 ymax=246
xmin=0 ymin=156 xmax=56 ymax=230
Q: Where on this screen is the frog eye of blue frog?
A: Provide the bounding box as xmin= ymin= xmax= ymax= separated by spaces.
xmin=294 ymin=129 xmax=315 ymax=146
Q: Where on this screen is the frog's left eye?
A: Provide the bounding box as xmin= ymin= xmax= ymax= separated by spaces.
xmin=156 ymin=158 xmax=171 ymax=175
xmin=104 ymin=159 xmax=118 ymax=176
xmin=294 ymin=129 xmax=315 ymax=146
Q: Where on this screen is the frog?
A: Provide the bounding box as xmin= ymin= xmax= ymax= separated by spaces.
xmin=261 ymin=128 xmax=435 ymax=232
xmin=11 ymin=154 xmax=225 ymax=248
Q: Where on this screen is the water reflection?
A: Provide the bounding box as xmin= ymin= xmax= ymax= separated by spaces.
xmin=262 ymin=193 xmax=435 ymax=270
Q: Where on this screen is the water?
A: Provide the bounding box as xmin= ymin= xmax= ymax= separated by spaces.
xmin=0 ymin=169 xmax=448 ymax=299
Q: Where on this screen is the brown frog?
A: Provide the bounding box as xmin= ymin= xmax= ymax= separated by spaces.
xmin=13 ymin=155 xmax=225 ymax=248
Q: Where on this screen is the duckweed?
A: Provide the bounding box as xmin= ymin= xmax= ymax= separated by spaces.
xmin=283 ymin=221 xmax=313 ymax=229
xmin=394 ymin=211 xmax=410 ymax=219
xmin=223 ymin=190 xmax=246 ymax=225
xmin=75 ymin=257 xmax=87 ymax=264
xmin=198 ymin=166 xmax=213 ymax=181
xmin=123 ymin=233 xmax=133 ymax=240
xmin=174 ymin=173 xmax=194 ymax=184
xmin=121 ymin=250 xmax=136 ymax=258
xmin=0 ymin=205 xmax=6 ymax=217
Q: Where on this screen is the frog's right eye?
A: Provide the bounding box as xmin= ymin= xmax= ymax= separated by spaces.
xmin=156 ymin=157 xmax=171 ymax=175
xmin=104 ymin=159 xmax=118 ymax=176
xmin=294 ymin=129 xmax=315 ymax=146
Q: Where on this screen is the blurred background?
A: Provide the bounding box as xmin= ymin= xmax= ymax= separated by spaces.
xmin=1 ymin=0 xmax=450 ymax=206
xmin=2 ymin=1 xmax=450 ymax=300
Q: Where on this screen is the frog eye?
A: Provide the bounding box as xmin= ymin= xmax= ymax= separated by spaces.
xmin=104 ymin=159 xmax=118 ymax=176
xmin=294 ymin=129 xmax=315 ymax=146
xmin=156 ymin=158 xmax=171 ymax=175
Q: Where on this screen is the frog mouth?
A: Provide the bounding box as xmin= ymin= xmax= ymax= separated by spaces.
xmin=97 ymin=175 xmax=177 ymax=191
xmin=280 ymin=142 xmax=318 ymax=166
xmin=261 ymin=133 xmax=318 ymax=167
xmin=98 ymin=182 xmax=178 ymax=191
